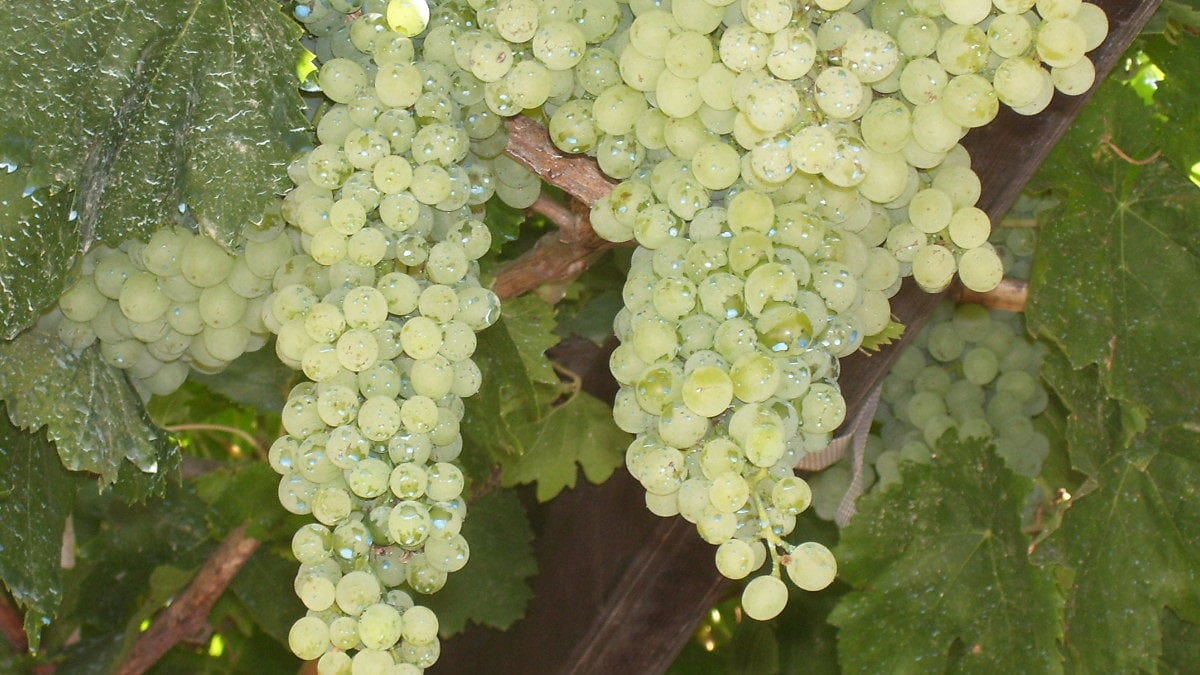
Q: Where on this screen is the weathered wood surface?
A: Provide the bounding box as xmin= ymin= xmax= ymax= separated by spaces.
xmin=434 ymin=2 xmax=1161 ymax=672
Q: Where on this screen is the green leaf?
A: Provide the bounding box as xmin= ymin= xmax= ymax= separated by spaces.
xmin=189 ymin=341 xmax=296 ymax=415
xmin=55 ymin=483 xmax=213 ymax=672
xmin=1027 ymin=78 xmax=1200 ymax=433
xmin=729 ymin=620 xmax=780 ymax=675
xmin=461 ymin=296 xmax=561 ymax=466
xmin=501 ymin=295 xmax=562 ymax=392
xmin=554 ymin=251 xmax=629 ymax=344
xmin=1161 ymin=609 xmax=1200 ymax=674
xmin=0 ymin=170 xmax=77 ymax=339
xmin=461 ymin=319 xmax=541 ymax=464
xmin=0 ymin=413 xmax=85 ymax=650
xmin=500 ymin=391 xmax=628 ymax=502
xmin=555 ymin=289 xmax=623 ymax=344
xmin=196 ymin=462 xmax=297 ymax=540
xmin=858 ymin=320 xmax=904 ymax=353
xmin=1159 ymin=1 xmax=1200 ymax=37
xmin=1044 ymin=429 xmax=1200 ymax=672
xmin=1037 ymin=351 xmax=1200 ymax=673
xmin=0 ymin=329 xmax=178 ymax=492
xmin=1142 ymin=32 xmax=1200 ymax=190
xmin=0 ymin=0 xmax=308 ymax=249
xmin=483 ymin=198 xmax=528 ymax=253
xmin=229 ymin=550 xmax=306 ymax=647
xmin=421 ymin=490 xmax=536 ymax=635
xmin=829 ymin=436 xmax=1063 ymax=674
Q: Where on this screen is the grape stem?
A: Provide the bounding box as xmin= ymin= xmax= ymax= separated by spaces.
xmin=749 ymin=473 xmax=788 ymax=578
xmin=490 ymin=117 xmax=627 ymax=299
xmin=115 ymin=524 xmax=260 ymax=675
xmin=527 ymin=193 xmax=577 ymax=230
xmin=503 ymin=116 xmax=618 ymax=205
xmin=491 ymin=197 xmax=618 ymax=300
xmin=952 ymin=277 xmax=1028 ymax=313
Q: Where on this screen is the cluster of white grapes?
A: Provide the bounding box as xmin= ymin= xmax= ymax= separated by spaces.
xmin=424 ymin=0 xmax=1107 ymax=620
xmin=269 ymin=0 xmax=532 ymax=671
xmin=53 ymin=219 xmax=295 ymax=398
xmin=809 ymin=298 xmax=1050 ymax=520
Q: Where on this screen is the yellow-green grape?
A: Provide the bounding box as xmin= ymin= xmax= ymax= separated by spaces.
xmin=387 ymin=0 xmax=430 ymax=37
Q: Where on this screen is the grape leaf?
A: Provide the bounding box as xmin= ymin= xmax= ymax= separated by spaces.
xmin=1159 ymin=2 xmax=1200 ymax=41
xmin=421 ymin=490 xmax=536 ymax=635
xmin=1025 ymin=70 xmax=1200 ymax=672
xmin=196 ymin=462 xmax=299 ymax=541
xmin=555 ymin=289 xmax=623 ymax=344
xmin=0 ymin=170 xmax=77 ymax=339
xmin=462 ymin=296 xmax=560 ymax=466
xmin=500 ymin=391 xmax=628 ymax=502
xmin=554 ymin=252 xmax=629 ymax=344
xmin=0 ymin=413 xmax=85 ymax=650
xmin=462 ymin=317 xmax=542 ymax=463
xmin=858 ymin=320 xmax=905 ymax=353
xmin=1027 ymin=78 xmax=1200 ymax=433
xmin=189 ymin=341 xmax=297 ymax=415
xmin=1036 ymin=351 xmax=1200 ymax=673
xmin=229 ymin=550 xmax=306 ymax=647
xmin=1161 ymin=609 xmax=1200 ymax=673
xmin=483 ymin=198 xmax=528 ymax=253
xmin=829 ymin=436 xmax=1063 ymax=673
xmin=0 ymin=0 xmax=308 ymax=249
xmin=55 ymin=482 xmax=212 ymax=673
xmin=1142 ymin=32 xmax=1200 ymax=177
xmin=501 ymin=295 xmax=562 ymax=392
xmin=0 ymin=328 xmax=178 ymax=490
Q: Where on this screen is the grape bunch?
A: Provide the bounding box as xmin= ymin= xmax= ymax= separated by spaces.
xmin=268 ymin=0 xmax=524 ymax=671
xmin=54 ymin=218 xmax=294 ymax=398
xmin=429 ymin=0 xmax=1107 ymax=620
xmin=808 ymin=299 xmax=1050 ymax=520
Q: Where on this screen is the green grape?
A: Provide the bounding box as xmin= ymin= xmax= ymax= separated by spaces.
xmin=336 ymin=328 xmax=380 ymax=372
xmin=202 ymin=324 xmax=251 ymax=362
xmin=196 ymin=283 xmax=247 ymax=330
xmin=346 ymin=458 xmax=391 ymax=499
xmin=426 ymin=462 xmax=464 ymax=501
xmin=958 ymin=244 xmax=1004 ymax=291
xmin=680 ymin=365 xmax=734 ymax=418
xmin=59 ymin=277 xmax=108 ymax=323
xmin=401 ymin=605 xmax=440 ymax=644
xmin=335 ymin=570 xmax=382 ymax=617
xmin=714 ymin=539 xmax=758 ymax=579
xmin=1036 ymin=19 xmax=1087 ymax=69
xmin=357 ymin=602 xmax=403 ymax=651
xmin=424 ymin=533 xmax=470 ymax=572
xmin=741 ymin=574 xmax=788 ymax=621
xmin=317 ymin=651 xmax=352 ymax=675
xmin=785 ymin=541 xmax=837 ymax=591
xmin=288 ymin=615 xmax=331 ymax=661
xmin=912 ymin=244 xmax=957 ymax=292
xmin=357 ymin=395 xmax=402 ymax=441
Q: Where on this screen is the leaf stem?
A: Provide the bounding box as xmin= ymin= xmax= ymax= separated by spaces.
xmin=164 ymin=424 xmax=266 ymax=456
xmin=1099 ymin=135 xmax=1162 ymax=165
xmin=551 ymin=361 xmax=583 ymax=398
